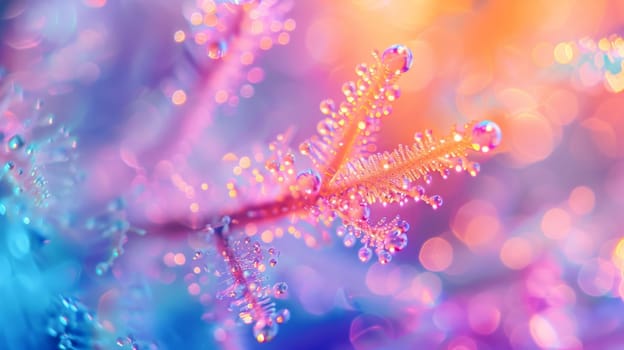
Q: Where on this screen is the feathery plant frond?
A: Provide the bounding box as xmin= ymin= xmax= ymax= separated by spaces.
xmin=160 ymin=44 xmax=501 ymax=342
xmin=211 ymin=45 xmax=501 ymax=262
xmin=99 ymin=42 xmax=501 ymax=343
xmin=190 ymin=217 xmax=289 ymax=343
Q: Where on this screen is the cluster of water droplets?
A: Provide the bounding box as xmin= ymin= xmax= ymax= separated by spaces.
xmin=337 ymin=215 xmax=410 ymax=265
xmin=180 ymin=0 xmax=292 ymax=64
xmin=300 ymin=44 xmax=414 ymax=166
xmin=190 ymin=217 xmax=289 ymax=343
xmin=0 ymin=89 xmax=79 ymax=211
xmin=86 ymin=197 xmax=146 ymax=276
xmin=46 ymin=296 xmax=99 ymax=350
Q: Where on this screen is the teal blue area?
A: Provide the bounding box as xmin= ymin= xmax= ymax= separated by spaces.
xmin=603 ymin=54 xmax=623 ymax=74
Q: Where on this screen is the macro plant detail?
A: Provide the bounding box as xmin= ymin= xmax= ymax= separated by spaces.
xmin=6 ymin=1 xmax=624 ymax=349
xmin=0 ymin=0 xmax=504 ymax=343
xmin=146 ymin=43 xmax=502 ymax=342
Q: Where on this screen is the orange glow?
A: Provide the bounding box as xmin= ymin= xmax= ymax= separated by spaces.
xmin=174 ymin=253 xmax=186 ymax=266
xmin=543 ymin=89 xmax=578 ymax=126
xmin=173 ymin=30 xmax=186 ymax=43
xmin=240 ymin=52 xmax=254 ymax=65
xmin=171 ymin=90 xmax=187 ymax=105
xmin=277 ymin=32 xmax=290 ymax=45
xmin=541 ymin=207 xmax=571 ymax=240
xmin=419 ymin=237 xmax=453 ymax=272
xmin=283 ymin=19 xmax=296 ymax=31
xmin=452 ymin=200 xmax=500 ymax=250
xmin=189 ymin=202 xmax=199 ymax=213
xmin=245 ymin=223 xmax=257 ymax=236
xmin=508 ymin=112 xmax=555 ymax=165
xmin=500 ymin=236 xmax=533 ymax=270
xmin=204 ymin=14 xmax=218 ymax=27
xmin=261 ymin=230 xmax=274 ymax=243
xmin=239 ymin=156 xmax=251 ymax=168
xmin=190 ymin=12 xmax=203 ymax=26
xmin=554 ymin=42 xmax=575 ymax=64
xmin=612 ymin=239 xmax=624 ymax=270
xmin=259 ymin=37 xmax=273 ymax=50
xmin=568 ymin=186 xmax=595 ymax=215
xmin=215 ymin=90 xmax=229 ymax=104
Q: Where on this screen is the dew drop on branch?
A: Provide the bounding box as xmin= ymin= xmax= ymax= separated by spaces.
xmin=295 ymin=169 xmax=321 ymax=196
xmin=272 ymin=282 xmax=288 ymax=298
xmin=384 ymin=231 xmax=408 ymax=253
xmin=358 ymin=246 xmax=373 ymax=263
xmin=381 ymin=44 xmax=413 ymax=74
xmin=471 ymin=120 xmax=502 ymax=153
xmin=8 ymin=134 xmax=25 ymax=150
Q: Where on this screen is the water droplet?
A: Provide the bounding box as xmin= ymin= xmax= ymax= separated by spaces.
xmin=381 ymin=44 xmax=413 ymax=74
xmin=384 ymin=231 xmax=408 ymax=253
xmin=272 ymin=282 xmax=288 ymax=298
xmin=430 ymin=195 xmax=443 ymax=209
xmin=384 ymin=85 xmax=400 ymax=101
xmin=468 ymin=162 xmax=480 ymax=176
xmin=319 ymin=99 xmax=335 ymax=114
xmin=358 ymin=246 xmax=373 ymax=263
xmin=342 ymin=81 xmax=357 ymax=97
xmin=343 ymin=233 xmax=356 ymax=248
xmin=275 ymin=309 xmax=290 ymax=324
xmin=269 ymin=258 xmax=278 ymax=267
xmin=397 ymin=220 xmax=410 ymax=233
xmin=282 ymin=152 xmax=295 ymax=165
xmin=471 ymin=120 xmax=502 ymax=153
xmin=95 ymin=262 xmax=108 ymax=276
xmin=377 ymin=250 xmax=392 ymax=264
xmin=7 ymin=134 xmax=25 ymax=150
xmin=265 ymin=159 xmax=280 ymax=172
xmin=317 ymin=118 xmax=335 ymax=136
xmin=348 ymin=202 xmax=370 ymax=222
xmin=207 ymin=40 xmax=227 ymax=59
xmin=336 ymin=226 xmax=346 ymax=237
xmin=355 ymin=64 xmax=368 ymax=77
xmin=424 ymin=174 xmax=432 ymax=185
xmin=253 ymin=319 xmax=278 ymax=343
xmin=296 ymin=169 xmax=321 ymax=196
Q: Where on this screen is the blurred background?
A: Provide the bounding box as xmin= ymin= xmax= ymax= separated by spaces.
xmin=1 ymin=0 xmax=624 ymax=349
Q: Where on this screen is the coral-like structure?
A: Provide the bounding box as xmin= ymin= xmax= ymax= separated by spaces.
xmin=145 ymin=44 xmax=501 ymax=341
